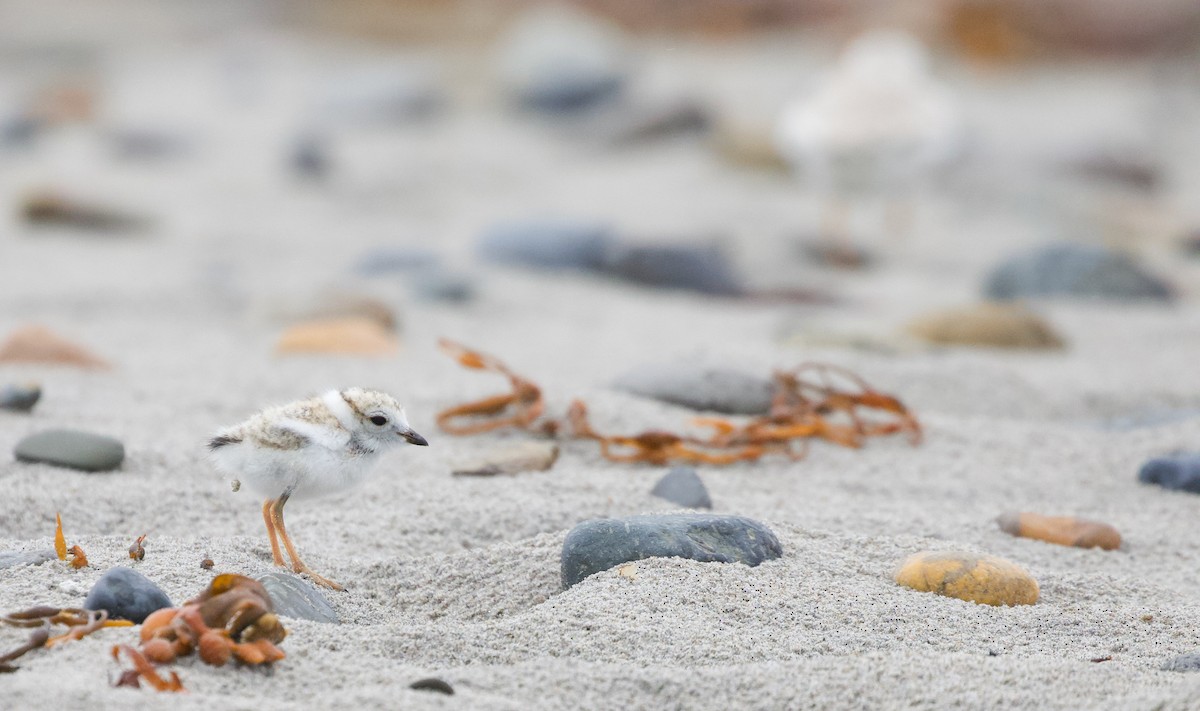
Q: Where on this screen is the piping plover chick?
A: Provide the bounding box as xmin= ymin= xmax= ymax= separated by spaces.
xmin=207 ymin=388 xmax=428 ymax=590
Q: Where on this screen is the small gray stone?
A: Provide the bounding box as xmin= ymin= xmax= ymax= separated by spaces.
xmin=291 ymin=134 xmax=330 ymax=179
xmin=496 ymin=6 xmax=627 ymax=113
xmin=410 ymin=677 xmax=454 ymax=695
xmin=1162 ymin=653 xmax=1200 ymax=672
xmin=258 ymin=571 xmax=339 ymax=623
xmin=0 ymin=382 xmax=41 ymax=412
xmin=1138 ymin=454 xmax=1200 ymax=494
xmin=984 ymin=244 xmax=1172 ymax=302
xmin=408 ymin=269 xmax=476 ymax=303
xmin=14 ymin=429 xmax=124 ymax=472
xmin=0 ymin=549 xmax=56 ymax=569
xmin=561 ymin=513 xmax=782 ymax=588
xmin=600 ymin=243 xmax=743 ymax=295
xmin=478 ymin=220 xmax=615 ymax=270
xmin=612 ymin=363 xmax=773 ymax=415
xmin=84 ymin=567 xmax=172 ymax=623
xmin=651 ymin=467 xmax=713 ymax=509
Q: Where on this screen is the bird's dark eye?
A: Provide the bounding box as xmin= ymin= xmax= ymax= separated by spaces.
xmin=369 ymin=415 xmax=388 ymax=426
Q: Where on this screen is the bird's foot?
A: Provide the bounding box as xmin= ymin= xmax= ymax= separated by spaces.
xmin=293 ymin=563 xmax=344 ymax=591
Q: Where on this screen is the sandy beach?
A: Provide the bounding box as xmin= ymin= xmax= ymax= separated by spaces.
xmin=4 ymin=2 xmax=1200 ymax=709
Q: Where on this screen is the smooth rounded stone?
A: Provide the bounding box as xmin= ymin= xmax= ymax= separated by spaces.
xmin=0 ymin=382 xmax=41 ymax=412
xmin=1138 ymin=454 xmax=1200 ymax=494
xmin=650 ymin=467 xmax=713 ymax=509
xmin=905 ymin=302 xmax=1065 ymax=350
xmin=1162 ymin=653 xmax=1200 ymax=672
xmin=478 ymin=220 xmax=615 ymax=270
xmin=257 ymin=571 xmax=338 ymax=623
xmin=599 ymin=243 xmax=743 ymax=295
xmin=410 ymin=678 xmax=454 ymax=695
xmin=453 ymin=441 xmax=559 ymax=477
xmin=408 ymin=269 xmax=476 ymax=304
xmin=612 ymin=363 xmax=772 ymax=415
xmin=0 ymin=549 xmax=56 ymax=569
xmin=291 ymin=133 xmax=330 ymax=179
xmin=496 ymin=6 xmax=627 ymax=113
xmin=560 ymin=513 xmax=782 ymax=589
xmin=983 ymin=244 xmax=1173 ymax=302
xmin=15 ymin=429 xmax=125 ymax=472
xmin=0 ymin=325 xmax=109 ymax=368
xmin=798 ymin=237 xmax=874 ymax=270
xmin=84 ymin=567 xmax=172 ymax=623
xmin=353 ymin=246 xmax=440 ymax=276
xmin=21 ymin=191 xmax=148 ymax=233
xmin=275 ymin=317 xmax=399 ymax=356
xmin=894 ymin=551 xmax=1039 ymax=606
xmin=996 ymin=512 xmax=1121 ymax=550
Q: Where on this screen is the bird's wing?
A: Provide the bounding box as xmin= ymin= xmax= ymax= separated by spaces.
xmin=272 ymin=418 xmax=351 ymax=452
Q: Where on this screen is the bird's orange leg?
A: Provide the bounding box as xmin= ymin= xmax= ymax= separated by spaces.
xmin=261 ymin=499 xmax=285 ymax=567
xmin=270 ymin=494 xmax=344 ymax=591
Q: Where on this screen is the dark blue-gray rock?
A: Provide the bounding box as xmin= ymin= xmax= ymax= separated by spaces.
xmin=410 ymin=678 xmax=454 ymax=695
xmin=983 ymin=244 xmax=1172 ymax=302
xmin=257 ymin=571 xmax=338 ymax=623
xmin=1138 ymin=454 xmax=1200 ymax=494
xmin=1162 ymin=653 xmax=1200 ymax=672
xmin=613 ymin=363 xmax=773 ymax=415
xmin=0 ymin=549 xmax=56 ymax=569
xmin=84 ymin=567 xmax=172 ymax=623
xmin=1 ymin=114 xmax=41 ymax=147
xmin=408 ymin=269 xmax=476 ymax=303
xmin=561 ymin=513 xmax=782 ymax=588
xmin=478 ymin=220 xmax=615 ymax=270
xmin=0 ymin=382 xmax=41 ymax=412
xmin=600 ymin=243 xmax=743 ymax=295
xmin=496 ymin=6 xmax=626 ymax=113
xmin=651 ymin=467 xmax=713 ymax=509
xmin=14 ymin=429 xmax=124 ymax=472
xmin=291 ymin=134 xmax=330 ymax=179
xmin=353 ymin=246 xmax=440 ymax=276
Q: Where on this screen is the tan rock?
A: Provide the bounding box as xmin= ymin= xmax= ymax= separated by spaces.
xmin=275 ymin=317 xmax=398 ymax=356
xmin=996 ymin=512 xmax=1121 ymax=550
xmin=894 ymin=550 xmax=1039 ymax=606
xmin=0 ymin=325 xmax=110 ymax=368
xmin=905 ymin=302 xmax=1064 ymax=349
xmin=452 ymin=441 xmax=560 ymax=477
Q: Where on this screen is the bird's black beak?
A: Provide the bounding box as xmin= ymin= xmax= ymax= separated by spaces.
xmin=400 ymin=428 xmax=429 ymax=446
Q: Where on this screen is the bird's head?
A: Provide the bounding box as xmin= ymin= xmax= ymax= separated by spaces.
xmin=341 ymin=388 xmax=429 ymax=449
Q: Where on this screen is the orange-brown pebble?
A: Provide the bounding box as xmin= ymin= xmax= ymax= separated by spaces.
xmin=198 ymin=631 xmax=232 ymax=667
xmin=0 ymin=325 xmax=110 ymax=368
xmin=140 ymin=638 xmax=176 ymax=664
xmin=996 ymin=512 xmax=1121 ymax=550
xmin=894 ymin=550 xmax=1039 ymax=606
xmin=905 ymin=302 xmax=1064 ymax=350
xmin=140 ymin=608 xmax=177 ymax=642
xmin=275 ymin=317 xmax=398 ymax=356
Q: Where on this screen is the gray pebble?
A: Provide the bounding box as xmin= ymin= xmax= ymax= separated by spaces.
xmin=353 ymin=246 xmax=440 ymax=276
xmin=84 ymin=567 xmax=172 ymax=623
xmin=600 ymin=243 xmax=743 ymax=295
xmin=0 ymin=382 xmax=41 ymax=412
xmin=1162 ymin=653 xmax=1200 ymax=672
xmin=478 ymin=220 xmax=615 ymax=270
xmin=14 ymin=429 xmax=124 ymax=472
xmin=984 ymin=243 xmax=1172 ymax=302
xmin=258 ymin=571 xmax=339 ymax=623
xmin=1138 ymin=454 xmax=1200 ymax=494
xmin=410 ymin=677 xmax=454 ymax=695
xmin=651 ymin=467 xmax=713 ymax=509
xmin=408 ymin=269 xmax=476 ymax=303
xmin=561 ymin=513 xmax=782 ymax=588
xmin=0 ymin=549 xmax=56 ymax=570
xmin=612 ymin=363 xmax=773 ymax=415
